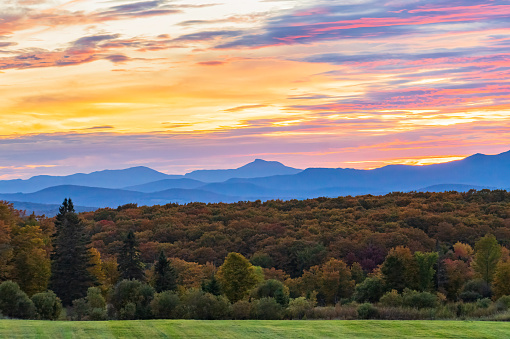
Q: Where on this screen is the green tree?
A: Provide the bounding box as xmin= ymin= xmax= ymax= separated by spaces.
xmin=202 ymin=275 xmax=221 ymax=296
xmin=118 ymin=231 xmax=145 ymax=281
xmin=381 ymin=246 xmax=417 ymax=292
xmin=217 ymin=252 xmax=258 ymax=302
xmin=50 ymin=198 xmax=95 ymax=306
xmin=154 ymin=251 xmax=177 ymax=292
xmin=414 ymin=251 xmax=438 ymax=291
xmin=472 ymin=234 xmax=501 ymax=283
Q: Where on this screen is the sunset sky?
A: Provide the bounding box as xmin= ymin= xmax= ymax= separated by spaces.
xmin=1 ymin=0 xmax=510 ymax=179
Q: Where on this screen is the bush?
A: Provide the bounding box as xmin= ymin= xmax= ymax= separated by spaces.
xmin=111 ymin=279 xmax=155 ymax=320
xmin=287 ymin=297 xmax=313 ymax=319
xmin=402 ymin=289 xmax=438 ymax=309
xmin=251 ymin=297 xmax=283 ymax=320
xmin=357 ymin=303 xmax=378 ymax=319
xmin=232 ymin=300 xmax=251 ymax=320
xmin=496 ymin=295 xmax=510 ymax=311
xmin=31 ymin=291 xmax=62 ymax=320
xmin=460 ymin=279 xmax=491 ymax=302
xmin=476 ymin=298 xmax=492 ymax=309
xmin=151 ymin=291 xmax=180 ymax=319
xmin=379 ymin=290 xmax=402 ymax=307
xmin=177 ymin=290 xmax=231 ymax=320
xmin=252 ymin=280 xmax=289 ymax=306
xmin=353 ymin=277 xmax=385 ymax=303
xmin=0 ymin=281 xmax=35 ymax=319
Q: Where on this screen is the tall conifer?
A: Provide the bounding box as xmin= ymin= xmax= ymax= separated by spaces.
xmin=50 ymin=198 xmax=95 ymax=306
xmin=154 ymin=251 xmax=177 ymax=292
xmin=118 ymin=230 xmax=145 ymax=281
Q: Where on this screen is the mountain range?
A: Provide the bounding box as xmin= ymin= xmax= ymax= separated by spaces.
xmin=2 ymin=152 xmax=510 ymax=216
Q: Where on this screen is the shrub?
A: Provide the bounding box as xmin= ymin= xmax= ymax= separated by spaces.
xmin=357 ymin=303 xmax=378 ymax=319
xmin=150 ymin=291 xmax=180 ymax=319
xmin=251 ymin=297 xmax=283 ymax=320
xmin=379 ymin=290 xmax=403 ymax=307
xmin=476 ymin=298 xmax=492 ymax=309
xmin=177 ymin=290 xmax=231 ymax=320
xmin=460 ymin=279 xmax=491 ymax=302
xmin=402 ymin=289 xmax=438 ymax=309
xmin=31 ymin=291 xmax=62 ymax=320
xmin=252 ymin=279 xmax=289 ymax=306
xmin=232 ymin=300 xmax=251 ymax=320
xmin=353 ymin=277 xmax=385 ymax=303
xmin=495 ymin=295 xmax=510 ymax=311
xmin=111 ymin=279 xmax=155 ymax=320
xmin=0 ymin=281 xmax=35 ymax=319
xmin=287 ymin=297 xmax=313 ymax=319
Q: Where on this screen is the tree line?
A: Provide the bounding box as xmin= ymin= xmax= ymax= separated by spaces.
xmin=2 ymin=190 xmax=510 ymax=320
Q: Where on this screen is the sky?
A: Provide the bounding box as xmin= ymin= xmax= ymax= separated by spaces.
xmin=1 ymin=0 xmax=510 ymax=179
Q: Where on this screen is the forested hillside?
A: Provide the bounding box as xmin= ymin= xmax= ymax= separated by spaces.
xmin=2 ymin=189 xmax=510 ymax=321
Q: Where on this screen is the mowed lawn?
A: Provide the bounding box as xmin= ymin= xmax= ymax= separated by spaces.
xmin=0 ymin=320 xmax=508 ymax=338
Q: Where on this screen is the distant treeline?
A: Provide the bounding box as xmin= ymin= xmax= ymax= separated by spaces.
xmin=2 ymin=189 xmax=510 ymax=320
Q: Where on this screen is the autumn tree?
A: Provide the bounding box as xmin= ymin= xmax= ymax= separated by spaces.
xmin=472 ymin=234 xmax=501 ymax=283
xmin=0 ymin=202 xmax=15 ymax=281
xmin=50 ymin=198 xmax=95 ymax=306
xmin=154 ymin=251 xmax=177 ymax=292
xmin=319 ymin=258 xmax=355 ymax=304
xmin=217 ymin=252 xmax=258 ymax=302
xmin=11 ymin=224 xmax=51 ymax=296
xmin=118 ymin=231 xmax=145 ymax=281
xmin=493 ymin=252 xmax=510 ymax=299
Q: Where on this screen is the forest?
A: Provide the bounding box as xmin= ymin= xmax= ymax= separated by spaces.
xmin=1 ymin=189 xmax=510 ymax=320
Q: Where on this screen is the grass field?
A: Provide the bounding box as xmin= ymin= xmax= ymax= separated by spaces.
xmin=0 ymin=320 xmax=509 ymax=338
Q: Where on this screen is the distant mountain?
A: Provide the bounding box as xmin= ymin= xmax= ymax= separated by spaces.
xmin=0 ymin=166 xmax=174 ymax=193
xmin=227 ymin=150 xmax=510 ymax=193
xmin=184 ymin=159 xmax=302 ymax=182
xmin=417 ymin=184 xmax=496 ymax=193
xmin=124 ymin=178 xmax=205 ymax=193
xmin=3 ymin=151 xmax=510 ymax=215
xmin=0 ymin=185 xmax=242 ymax=210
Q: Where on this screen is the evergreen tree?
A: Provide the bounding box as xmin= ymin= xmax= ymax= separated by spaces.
xmin=202 ymin=275 xmax=221 ymax=296
xmin=118 ymin=231 xmax=145 ymax=281
xmin=50 ymin=198 xmax=95 ymax=306
xmin=154 ymin=251 xmax=177 ymax=292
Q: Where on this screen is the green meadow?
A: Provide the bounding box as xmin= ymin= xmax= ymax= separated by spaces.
xmin=0 ymin=320 xmax=508 ymax=339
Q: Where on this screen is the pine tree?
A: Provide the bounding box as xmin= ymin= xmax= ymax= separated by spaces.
xmin=118 ymin=231 xmax=145 ymax=281
xmin=50 ymin=198 xmax=95 ymax=306
xmin=154 ymin=251 xmax=177 ymax=292
xmin=202 ymin=275 xmax=221 ymax=296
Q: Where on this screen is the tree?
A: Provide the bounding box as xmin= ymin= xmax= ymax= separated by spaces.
xmin=202 ymin=275 xmax=221 ymax=296
xmin=472 ymin=234 xmax=501 ymax=283
xmin=381 ymin=246 xmax=417 ymax=292
xmin=88 ymin=248 xmax=106 ymax=288
xmin=11 ymin=224 xmax=51 ymax=296
xmin=493 ymin=259 xmax=510 ymax=299
xmin=319 ymin=258 xmax=355 ymax=304
xmin=118 ymin=231 xmax=145 ymax=281
xmin=50 ymin=198 xmax=95 ymax=306
xmin=0 ymin=202 xmax=15 ymax=281
xmin=154 ymin=251 xmax=177 ymax=292
xmin=217 ymin=252 xmax=258 ymax=302
xmin=414 ymin=251 xmax=438 ymax=292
